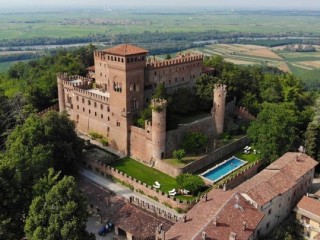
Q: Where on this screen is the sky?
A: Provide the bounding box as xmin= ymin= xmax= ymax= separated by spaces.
xmin=2 ymin=0 xmax=320 ymax=11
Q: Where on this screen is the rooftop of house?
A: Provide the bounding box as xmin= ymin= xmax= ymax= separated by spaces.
xmin=111 ymin=203 xmax=173 ymax=240
xmin=194 ymin=193 xmax=264 ymax=240
xmin=103 ymin=44 xmax=148 ymax=56
xmin=236 ymin=152 xmax=318 ymax=207
xmin=296 ymin=196 xmax=320 ymax=219
xmin=165 ymin=189 xmax=263 ymax=240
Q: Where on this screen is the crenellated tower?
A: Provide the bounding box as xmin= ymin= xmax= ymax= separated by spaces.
xmin=213 ymin=84 xmax=227 ymax=135
xmin=57 ymin=73 xmax=68 ymax=113
xmin=152 ymin=99 xmax=167 ymax=161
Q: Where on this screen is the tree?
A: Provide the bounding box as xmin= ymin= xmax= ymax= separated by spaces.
xmin=248 ymin=102 xmax=299 ymax=162
xmin=169 ymin=88 xmax=197 ymax=114
xmin=6 ymin=111 xmax=83 ymax=174
xmin=25 ymin=170 xmax=95 ymax=240
xmin=152 ymin=83 xmax=167 ymax=100
xmin=195 ymin=75 xmax=220 ymax=110
xmin=0 ymin=111 xmax=83 ymax=239
xmin=182 ymin=132 xmax=208 ymax=154
xmin=305 ymin=122 xmax=320 ymax=169
xmin=173 ymin=149 xmax=185 ymax=162
xmin=176 ymin=174 xmax=205 ymax=195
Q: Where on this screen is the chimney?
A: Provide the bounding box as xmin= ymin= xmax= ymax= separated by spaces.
xmin=229 ymin=232 xmax=237 ymax=240
xmin=203 ymin=193 xmax=208 ymax=202
xmin=202 ymin=231 xmax=207 ymax=240
xmin=182 ymin=215 xmax=187 ymax=223
xmin=242 ymin=221 xmax=247 ymax=231
xmin=213 ymin=217 xmax=218 ymax=226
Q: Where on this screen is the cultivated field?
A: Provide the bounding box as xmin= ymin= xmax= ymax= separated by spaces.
xmin=1 ymin=10 xmax=320 ymax=41
xmin=195 ymin=44 xmax=320 ymax=88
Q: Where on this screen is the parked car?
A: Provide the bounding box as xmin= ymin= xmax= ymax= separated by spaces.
xmin=98 ymin=222 xmax=114 ymax=236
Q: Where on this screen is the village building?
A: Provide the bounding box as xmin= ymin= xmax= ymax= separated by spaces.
xmin=163 ymin=153 xmax=318 ymax=240
xmin=294 ymin=192 xmax=320 ymax=239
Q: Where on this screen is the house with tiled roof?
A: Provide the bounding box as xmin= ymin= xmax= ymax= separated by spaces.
xmin=294 ymin=194 xmax=320 ymax=239
xmin=165 ymin=189 xmax=264 ymax=240
xmin=236 ymin=152 xmax=318 ymax=236
xmin=161 ymin=153 xmax=318 ymax=240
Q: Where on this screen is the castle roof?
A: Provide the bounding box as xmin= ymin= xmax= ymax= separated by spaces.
xmin=165 ymin=189 xmax=264 ymax=240
xmin=236 ymin=152 xmax=318 ymax=207
xmin=103 ymin=44 xmax=148 ymax=56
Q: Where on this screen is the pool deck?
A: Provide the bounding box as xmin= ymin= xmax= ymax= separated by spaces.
xmin=200 ymin=156 xmax=247 ymax=184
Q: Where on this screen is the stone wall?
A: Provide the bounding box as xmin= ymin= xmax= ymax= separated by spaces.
xmin=129 ymin=196 xmax=180 ymax=223
xmin=166 ymin=116 xmax=215 ymax=155
xmin=155 ymin=136 xmax=250 ymax=177
xmin=38 ymin=103 xmax=59 ymax=116
xmin=82 ymin=159 xmax=193 ymax=211
xmin=130 ymin=126 xmax=153 ymax=164
xmin=224 ymin=160 xmax=263 ymax=190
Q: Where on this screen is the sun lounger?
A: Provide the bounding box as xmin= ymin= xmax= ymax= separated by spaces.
xmin=168 ymin=189 xmax=176 ymax=194
xmin=169 ymin=191 xmax=176 ymax=196
xmin=183 ymin=189 xmax=190 ymax=195
xmin=153 ymin=181 xmax=161 ymax=189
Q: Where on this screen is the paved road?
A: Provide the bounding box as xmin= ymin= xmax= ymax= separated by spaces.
xmin=79 ymin=168 xmax=184 ymax=218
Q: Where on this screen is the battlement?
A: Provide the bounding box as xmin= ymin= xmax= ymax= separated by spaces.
xmin=94 ymin=51 xmax=106 ymax=60
xmin=147 ymin=53 xmax=203 ymax=69
xmin=151 ymin=99 xmax=167 ymax=108
xmin=214 ymin=84 xmax=227 ymax=94
xmin=73 ymin=87 xmax=110 ymax=103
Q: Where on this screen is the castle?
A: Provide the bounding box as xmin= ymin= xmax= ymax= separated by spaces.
xmin=57 ymin=44 xmax=226 ymax=163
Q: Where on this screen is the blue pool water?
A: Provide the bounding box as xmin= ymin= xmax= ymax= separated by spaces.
xmin=202 ymin=157 xmax=246 ymax=183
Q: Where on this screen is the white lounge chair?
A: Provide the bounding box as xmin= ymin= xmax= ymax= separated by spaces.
xmin=244 ymin=146 xmax=249 ymax=150
xmin=153 ymin=181 xmax=161 ymax=189
xmin=168 ymin=189 xmax=176 ymax=194
xmin=183 ymin=189 xmax=190 ymax=195
xmin=169 ymin=191 xmax=176 ymax=196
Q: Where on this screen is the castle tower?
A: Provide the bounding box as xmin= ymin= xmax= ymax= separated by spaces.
xmin=57 ymin=73 xmax=67 ymax=113
xmin=152 ymin=99 xmax=167 ymax=161
xmin=213 ymin=84 xmax=227 ymax=135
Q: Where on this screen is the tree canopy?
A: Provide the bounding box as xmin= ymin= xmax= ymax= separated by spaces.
xmin=0 ymin=111 xmax=83 ymax=239
xmin=25 ymin=169 xmax=94 ymax=240
xmin=247 ymin=102 xmax=300 ymax=162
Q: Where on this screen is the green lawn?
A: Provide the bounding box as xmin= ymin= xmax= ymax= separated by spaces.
xmin=110 ymin=157 xmax=177 ymax=193
xmin=110 ymin=157 xmax=195 ymax=201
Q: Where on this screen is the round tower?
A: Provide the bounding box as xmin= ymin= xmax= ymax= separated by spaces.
xmin=57 ymin=73 xmax=67 ymax=113
xmin=151 ymin=99 xmax=167 ymax=161
xmin=213 ymin=84 xmax=227 ymax=135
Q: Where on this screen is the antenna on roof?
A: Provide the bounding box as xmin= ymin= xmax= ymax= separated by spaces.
xmin=298 ymin=145 xmax=305 ymax=153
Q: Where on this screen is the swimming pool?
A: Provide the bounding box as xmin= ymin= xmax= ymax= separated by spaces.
xmin=201 ymin=157 xmax=247 ymax=183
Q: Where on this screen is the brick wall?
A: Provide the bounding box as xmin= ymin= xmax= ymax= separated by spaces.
xmin=83 ymin=160 xmax=193 ymax=210
xmin=130 ymin=126 xmax=153 ymax=164
xmin=155 ymin=136 xmax=250 ymax=177
xmin=129 ymin=196 xmax=180 ymax=223
xmin=166 ymin=116 xmax=215 ymax=155
xmin=224 ymin=160 xmax=263 ymax=190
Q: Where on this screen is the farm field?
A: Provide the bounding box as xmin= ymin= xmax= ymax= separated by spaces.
xmin=195 ymin=44 xmax=320 ymax=88
xmin=1 ymin=10 xmax=320 ymax=41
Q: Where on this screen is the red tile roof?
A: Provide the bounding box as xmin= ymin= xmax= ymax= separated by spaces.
xmin=236 ymin=153 xmax=318 ymax=206
xmin=194 ymin=193 xmax=264 ymax=240
xmin=103 ymin=44 xmax=148 ymax=56
xmin=111 ymin=203 xmax=173 ymax=240
xmin=86 ymin=66 xmax=95 ymax=71
xmin=166 ymin=189 xmax=234 ymax=240
xmin=297 ymin=196 xmax=320 ymax=218
xmin=166 ymin=190 xmax=263 ymax=240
